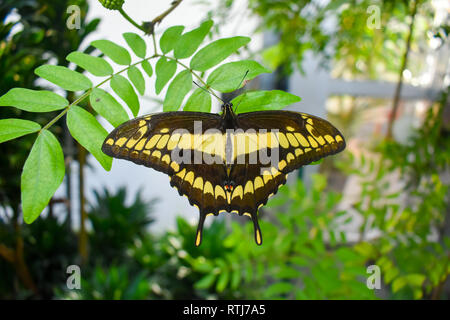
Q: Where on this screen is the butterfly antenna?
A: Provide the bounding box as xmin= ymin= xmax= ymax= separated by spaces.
xmin=193 ymin=81 xmax=224 ymax=105
xmin=233 ymin=70 xmax=249 ymax=113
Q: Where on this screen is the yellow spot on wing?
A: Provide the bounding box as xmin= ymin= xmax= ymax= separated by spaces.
xmin=286 ymin=133 xmax=299 ymax=147
xmin=134 ymin=138 xmax=146 ymax=151
xmin=244 ymin=181 xmax=254 ymax=194
xmin=204 ymin=181 xmax=214 ymax=195
xmin=263 ymin=171 xmax=272 ymax=184
xmin=232 ymin=185 xmax=243 ymax=200
xmin=157 ymin=134 xmax=170 ymax=149
xmin=139 ymin=120 xmax=147 ymax=127
xmin=215 ymin=185 xmax=226 ymax=200
xmin=277 ymin=132 xmax=289 ymax=149
xmin=178 ymin=134 xmax=193 ymax=149
xmin=170 ymin=162 xmax=180 ymax=172
xmin=325 ymin=135 xmax=335 ymax=143
xmin=335 ymin=135 xmax=343 ymax=142
xmin=308 ymin=136 xmax=318 ymax=148
xmin=193 ymin=177 xmax=203 ymax=190
xmin=195 ymin=231 xmax=201 ymax=246
xmin=152 ymin=150 xmax=161 ymax=159
xmin=294 ymin=133 xmax=309 ymax=147
xmin=146 ymin=134 xmax=161 ymax=149
xmin=160 ymin=128 xmax=170 ymax=133
xmin=254 ymin=176 xmax=264 ymax=189
xmin=106 ymin=138 xmax=114 ymax=146
xmin=286 ymin=152 xmax=295 ymax=164
xmin=176 ymin=168 xmax=186 ymax=179
xmin=184 ymin=171 xmax=194 ymax=185
xmin=278 ymin=160 xmax=287 ymax=171
xmin=256 ymin=229 xmax=262 ymax=245
xmin=161 ymin=154 xmax=170 ymax=165
xmin=286 ymin=126 xmax=295 ymax=132
xmin=116 ymin=137 xmax=127 ymax=147
xmin=295 ymin=148 xmax=303 ymax=156
xmin=167 ymin=133 xmax=181 ymax=150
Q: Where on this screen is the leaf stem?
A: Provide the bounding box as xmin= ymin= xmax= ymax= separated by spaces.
xmin=119 ymin=8 xmax=147 ymax=33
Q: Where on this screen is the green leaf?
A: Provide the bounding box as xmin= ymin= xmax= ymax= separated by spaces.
xmin=35 ymin=65 xmax=92 ymax=91
xmin=21 ymin=130 xmax=65 ymax=224
xmin=110 ymin=75 xmax=140 ymax=117
xmin=160 ymin=26 xmax=185 ymax=54
xmin=194 ymin=273 xmax=217 ymax=290
xmin=66 ymin=52 xmax=113 ymax=77
xmin=90 ymin=88 xmax=129 ymax=127
xmin=190 ymin=36 xmax=250 ymax=72
xmin=265 ymin=282 xmax=294 ymax=297
xmin=231 ymin=90 xmax=301 ymax=113
xmin=163 ymin=70 xmax=192 ymax=112
xmin=174 ymin=20 xmax=213 ymax=59
xmin=127 ymin=66 xmax=146 ymax=96
xmin=141 ymin=60 xmax=153 ymax=77
xmin=207 ymin=60 xmax=270 ymax=93
xmin=216 ymin=271 xmax=230 ymax=293
xmin=155 ymin=57 xmax=177 ymax=95
xmin=0 ymin=119 xmax=41 ymax=143
xmin=230 ymin=269 xmax=241 ymax=290
xmin=184 ymin=87 xmax=211 ymax=112
xmin=0 ymin=88 xmax=68 ymax=112
xmin=123 ymin=32 xmax=146 ymax=59
xmin=91 ymin=40 xmax=131 ymax=66
xmin=67 ymin=106 xmax=112 ymax=171
xmin=392 ymin=277 xmax=407 ymax=293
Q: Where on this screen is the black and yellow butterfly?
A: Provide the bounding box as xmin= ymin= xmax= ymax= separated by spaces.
xmin=102 ymin=103 xmax=345 ymax=246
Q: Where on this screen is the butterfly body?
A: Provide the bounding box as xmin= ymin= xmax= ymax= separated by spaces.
xmin=102 ymin=103 xmax=345 ymax=246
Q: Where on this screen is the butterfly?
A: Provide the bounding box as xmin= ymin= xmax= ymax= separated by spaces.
xmin=102 ymin=102 xmax=345 ymax=246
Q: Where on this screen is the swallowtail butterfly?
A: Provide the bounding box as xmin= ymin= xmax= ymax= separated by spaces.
xmin=102 ymin=103 xmax=345 ymax=246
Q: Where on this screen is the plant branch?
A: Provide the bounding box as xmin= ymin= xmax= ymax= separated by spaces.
xmin=119 ymin=8 xmax=147 ymax=33
xmin=151 ymin=0 xmax=183 ymax=26
xmin=385 ymin=0 xmax=419 ymax=140
xmin=117 ymin=1 xmax=184 ymax=35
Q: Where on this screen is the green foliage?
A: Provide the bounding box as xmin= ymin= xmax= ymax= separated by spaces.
xmin=88 ymin=187 xmax=155 ymax=265
xmin=0 ymin=119 xmax=41 ymax=144
xmin=163 ymin=70 xmax=192 ymax=112
xmin=110 ymin=74 xmax=140 ymax=116
xmin=190 ymin=36 xmax=250 ymax=72
xmin=90 ymin=88 xmax=129 ymax=127
xmin=231 ymin=90 xmax=301 ymax=113
xmin=69 ymin=265 xmax=151 ymax=300
xmin=123 ymin=32 xmax=147 ymax=59
xmin=21 ymin=130 xmax=65 ymax=224
xmin=184 ymin=88 xmax=212 ymax=112
xmin=35 ymin=65 xmax=93 ymax=91
xmin=206 ymin=60 xmax=270 ymax=92
xmin=66 ymin=106 xmax=112 ymax=171
xmin=173 ymin=20 xmax=213 ymax=59
xmin=335 ymin=93 xmax=449 ymax=299
xmin=0 ymin=89 xmax=69 ymax=113
xmin=91 ymin=39 xmax=131 ymax=66
xmin=67 ymin=52 xmax=114 ymax=77
xmin=0 ymin=19 xmax=297 ymax=224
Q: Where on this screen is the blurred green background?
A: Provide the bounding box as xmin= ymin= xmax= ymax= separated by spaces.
xmin=0 ymin=0 xmax=449 ymax=300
